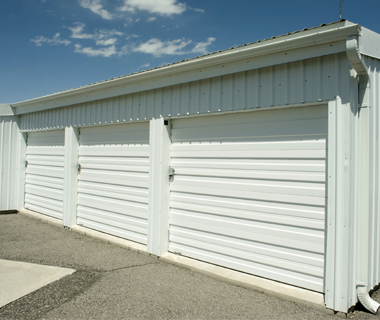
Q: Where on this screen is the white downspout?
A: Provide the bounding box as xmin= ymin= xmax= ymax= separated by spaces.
xmin=346 ymin=35 xmax=380 ymax=315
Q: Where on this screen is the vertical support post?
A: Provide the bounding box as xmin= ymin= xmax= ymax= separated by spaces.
xmin=325 ymin=97 xmax=354 ymax=312
xmin=16 ymin=130 xmax=27 ymax=211
xmin=63 ymin=126 xmax=79 ymax=227
xmin=147 ymin=118 xmax=171 ymax=256
xmin=356 ymin=103 xmax=374 ymax=300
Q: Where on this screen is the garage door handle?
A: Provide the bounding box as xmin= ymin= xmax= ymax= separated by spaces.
xmin=169 ymin=166 xmax=175 ymax=181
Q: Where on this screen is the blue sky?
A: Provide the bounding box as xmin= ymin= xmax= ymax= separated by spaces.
xmin=1 ymin=0 xmax=380 ymax=103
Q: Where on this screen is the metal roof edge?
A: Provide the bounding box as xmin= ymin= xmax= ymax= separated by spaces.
xmin=11 ymin=21 xmax=361 ymax=113
xmin=359 ymin=27 xmax=380 ymax=60
xmin=0 ymin=104 xmax=16 ymax=116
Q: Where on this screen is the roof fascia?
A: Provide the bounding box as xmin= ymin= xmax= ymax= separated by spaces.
xmin=12 ymin=23 xmax=360 ymax=115
xmin=0 ymin=104 xmax=15 ymax=116
xmin=359 ymin=27 xmax=380 ymax=60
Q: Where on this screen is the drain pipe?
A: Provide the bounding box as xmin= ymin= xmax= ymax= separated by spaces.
xmin=346 ymin=35 xmax=379 ymax=314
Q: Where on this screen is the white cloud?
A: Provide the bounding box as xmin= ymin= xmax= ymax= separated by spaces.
xmin=132 ymin=38 xmax=191 ymax=56
xmin=132 ymin=36 xmax=216 ymax=57
xmin=74 ymin=44 xmax=117 ymax=57
xmin=125 ymin=34 xmax=139 ymax=40
xmin=118 ymin=0 xmax=186 ymax=16
xmin=31 ymin=33 xmax=71 ymax=46
xmin=147 ymin=17 xmax=156 ymax=22
xmin=68 ymin=22 xmax=94 ymax=39
xmin=193 ymin=8 xmax=205 ymax=13
xmin=96 ymin=38 xmax=118 ymax=46
xmin=68 ymin=23 xmax=123 ymax=45
xmin=79 ymin=0 xmax=113 ymax=20
xmin=191 ymin=37 xmax=216 ymax=55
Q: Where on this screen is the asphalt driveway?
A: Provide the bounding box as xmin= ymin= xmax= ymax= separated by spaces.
xmin=0 ymin=213 xmax=379 ymax=320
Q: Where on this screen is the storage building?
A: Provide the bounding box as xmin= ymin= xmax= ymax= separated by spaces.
xmin=1 ymin=20 xmax=380 ymax=314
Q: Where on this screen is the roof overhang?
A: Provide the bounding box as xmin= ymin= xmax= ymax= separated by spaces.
xmin=0 ymin=104 xmax=15 ymax=116
xmin=11 ymin=21 xmax=363 ymax=115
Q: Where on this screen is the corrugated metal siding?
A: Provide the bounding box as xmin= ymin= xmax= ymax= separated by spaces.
xmin=367 ymin=56 xmax=380 ymax=291
xmin=168 ymin=105 xmax=327 ymax=292
xmin=24 ymin=130 xmax=65 ymax=219
xmin=77 ymin=122 xmax=150 ymax=244
xmin=19 ymin=53 xmax=351 ymax=132
xmin=0 ymin=116 xmax=19 ymax=211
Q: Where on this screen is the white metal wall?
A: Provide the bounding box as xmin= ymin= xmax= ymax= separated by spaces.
xmin=77 ymin=122 xmax=150 ymax=244
xmin=0 ymin=116 xmax=19 ymax=211
xmin=24 ymin=130 xmax=65 ymax=219
xmin=367 ymin=56 xmax=380 ymax=291
xmin=168 ymin=105 xmax=328 ymax=292
xmin=19 ymin=53 xmax=351 ymax=132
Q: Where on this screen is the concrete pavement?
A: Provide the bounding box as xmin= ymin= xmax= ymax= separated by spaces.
xmin=0 ymin=213 xmax=379 ymax=320
xmin=0 ymin=260 xmax=74 ymax=308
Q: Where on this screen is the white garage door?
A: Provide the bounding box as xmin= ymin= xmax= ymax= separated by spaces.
xmin=169 ymin=105 xmax=327 ymax=292
xmin=24 ymin=130 xmax=65 ymax=220
xmin=77 ymin=122 xmax=150 ymax=245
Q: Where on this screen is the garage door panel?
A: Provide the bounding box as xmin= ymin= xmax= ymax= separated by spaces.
xmin=170 ymin=185 xmax=326 ymax=206
xmin=78 ymin=206 xmax=147 ymax=233
xmin=171 ymin=158 xmax=326 ymax=172
xmin=169 ymin=105 xmax=327 ymax=292
xmin=170 ymin=201 xmax=325 ymax=230
xmin=26 ymin=165 xmax=65 ymax=179
xmin=25 ymin=194 xmax=63 ymax=212
xmin=172 ymin=176 xmax=325 ymax=197
xmin=27 ymin=131 xmax=65 ymax=146
xmin=25 ymin=147 xmax=65 ymax=156
xmin=78 ymin=194 xmax=148 ymax=218
xmin=170 ymin=192 xmax=325 ymax=219
xmin=25 ymin=184 xmax=64 ymax=201
xmin=171 ymin=118 xmax=327 ymax=142
xmin=169 ymin=243 xmax=324 ymax=292
xmin=79 ymin=122 xmax=149 ymax=144
xmin=170 ymin=149 xmax=326 ymax=159
xmin=79 ymin=170 xmax=149 ymax=188
xmin=77 ymin=123 xmax=149 ymax=245
xmin=170 ymin=227 xmax=324 ymax=267
xmin=79 ymin=163 xmax=149 ymax=172
xmin=169 ymin=213 xmax=324 ymax=253
xmin=173 ymin=168 xmax=326 ymax=182
xmin=79 ymin=146 xmax=149 ymax=157
xmin=170 ymin=140 xmax=326 ymax=152
xmin=78 ymin=181 xmax=148 ymax=198
xmin=24 ymin=203 xmax=63 ymax=220
xmin=77 ymin=219 xmax=147 ymax=244
xmin=78 ymin=185 xmax=148 ymax=204
xmin=169 ymin=234 xmax=323 ymax=277
xmin=24 ymin=130 xmax=65 ymax=220
xmin=26 ymin=154 xmax=65 ymax=166
xmin=79 ymin=156 xmax=149 ymax=167
xmin=25 ymin=174 xmax=64 ymax=189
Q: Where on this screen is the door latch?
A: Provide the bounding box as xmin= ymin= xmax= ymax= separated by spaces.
xmin=77 ymin=163 xmax=81 ymax=172
xmin=25 ymin=160 xmax=28 ymax=168
xmin=168 ymin=166 xmax=175 ymax=181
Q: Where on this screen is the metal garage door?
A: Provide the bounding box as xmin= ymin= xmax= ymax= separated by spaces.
xmin=77 ymin=122 xmax=150 ymax=245
xmin=169 ymin=105 xmax=327 ymax=292
xmin=24 ymin=130 xmax=65 ymax=219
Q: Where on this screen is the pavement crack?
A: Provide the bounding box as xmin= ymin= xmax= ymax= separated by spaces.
xmin=100 ymin=261 xmax=159 ymax=273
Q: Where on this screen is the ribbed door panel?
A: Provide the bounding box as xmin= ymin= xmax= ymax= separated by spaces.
xmin=169 ymin=106 xmax=327 ymax=292
xmin=77 ymin=122 xmax=150 ymax=245
xmin=24 ymin=130 xmax=65 ymax=219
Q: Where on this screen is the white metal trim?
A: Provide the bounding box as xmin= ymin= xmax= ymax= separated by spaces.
xmin=63 ymin=127 xmax=79 ymax=227
xmin=147 ymin=118 xmax=171 ymax=255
